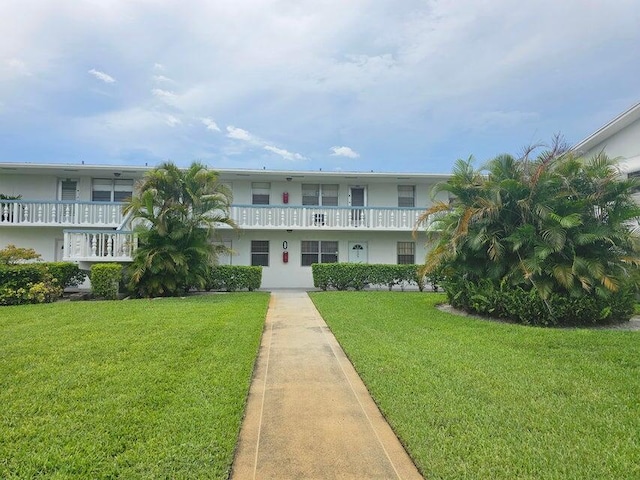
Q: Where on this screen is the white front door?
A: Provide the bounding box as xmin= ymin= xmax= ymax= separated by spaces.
xmin=348 ymin=242 xmax=368 ymax=263
xmin=218 ymin=240 xmax=233 ymax=265
xmin=55 ymin=238 xmax=65 ymax=261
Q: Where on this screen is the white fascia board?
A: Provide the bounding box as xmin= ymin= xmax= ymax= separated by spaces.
xmin=572 ymin=101 xmax=640 ymax=154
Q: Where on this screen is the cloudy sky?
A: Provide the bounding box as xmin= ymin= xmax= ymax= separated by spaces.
xmin=1 ymin=0 xmax=639 ymax=173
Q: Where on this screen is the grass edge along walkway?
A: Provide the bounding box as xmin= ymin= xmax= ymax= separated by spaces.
xmin=309 ymin=291 xmax=640 ymax=480
xmin=0 ymin=293 xmax=269 ymax=479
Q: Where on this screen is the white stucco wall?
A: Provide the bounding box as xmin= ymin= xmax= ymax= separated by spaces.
xmin=0 ymin=226 xmax=64 ymax=261
xmin=0 ymin=174 xmax=59 ymax=200
xmin=218 ymin=230 xmax=429 ymax=288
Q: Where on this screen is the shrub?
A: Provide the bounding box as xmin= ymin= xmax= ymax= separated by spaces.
xmin=42 ymin=262 xmax=87 ymax=288
xmin=204 ymin=265 xmax=262 ymax=292
xmin=91 ymin=264 xmax=123 ymax=300
xmin=0 ymin=244 xmax=41 ymax=264
xmin=0 ymin=264 xmax=46 ymax=289
xmin=443 ymin=275 xmax=635 ymax=326
xmin=0 ymin=264 xmax=62 ymax=306
xmin=311 ymin=263 xmax=427 ymax=291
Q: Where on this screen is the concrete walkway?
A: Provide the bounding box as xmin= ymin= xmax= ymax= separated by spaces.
xmin=231 ymin=291 xmax=423 ymax=479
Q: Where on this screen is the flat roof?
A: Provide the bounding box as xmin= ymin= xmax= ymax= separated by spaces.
xmin=0 ymin=162 xmax=451 ymax=183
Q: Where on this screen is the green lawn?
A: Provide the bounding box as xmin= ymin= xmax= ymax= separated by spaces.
xmin=0 ymin=293 xmax=269 ymax=479
xmin=310 ymin=291 xmax=640 ymax=480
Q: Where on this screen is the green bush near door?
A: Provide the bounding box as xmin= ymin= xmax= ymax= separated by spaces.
xmin=90 ymin=264 xmax=122 ymax=300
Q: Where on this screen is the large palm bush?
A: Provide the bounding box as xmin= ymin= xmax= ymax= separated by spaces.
xmin=124 ymin=162 xmax=235 ymax=297
xmin=419 ymin=140 xmax=640 ymax=325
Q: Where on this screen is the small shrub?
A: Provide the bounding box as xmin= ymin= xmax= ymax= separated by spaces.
xmin=42 ymin=262 xmax=87 ymax=288
xmin=0 ymin=264 xmax=62 ymax=306
xmin=204 ymin=265 xmax=262 ymax=292
xmin=0 ymin=244 xmax=41 ymax=264
xmin=0 ymin=264 xmax=46 ymax=289
xmin=91 ymin=264 xmax=123 ymax=300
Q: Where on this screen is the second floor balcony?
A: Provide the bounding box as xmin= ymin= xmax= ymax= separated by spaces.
xmin=229 ymin=205 xmax=425 ymax=230
xmin=1 ymin=200 xmax=428 ymax=231
xmin=1 ymin=200 xmax=125 ymax=228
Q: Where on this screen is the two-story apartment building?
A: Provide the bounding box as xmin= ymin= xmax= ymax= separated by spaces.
xmin=0 ymin=163 xmax=450 ymax=288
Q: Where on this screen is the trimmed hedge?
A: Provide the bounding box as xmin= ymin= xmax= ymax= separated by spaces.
xmin=90 ymin=263 xmax=123 ymax=300
xmin=311 ymin=263 xmax=429 ymax=291
xmin=0 ymin=264 xmax=45 ymax=289
xmin=42 ymin=262 xmax=86 ymax=288
xmin=204 ymin=265 xmax=262 ymax=292
xmin=443 ymin=276 xmax=635 ymax=327
xmin=0 ymin=264 xmax=62 ymax=306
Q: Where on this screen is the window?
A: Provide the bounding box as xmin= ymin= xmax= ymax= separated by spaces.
xmin=252 ymin=182 xmax=270 ymax=205
xmin=301 ymin=240 xmax=338 ymax=266
xmin=302 ymin=184 xmax=320 ymax=206
xmin=302 ymin=184 xmax=339 ymax=206
xmin=321 ymin=184 xmax=339 ymax=206
xmin=397 ymin=242 xmax=415 ymax=264
xmin=60 ymin=180 xmax=77 ymax=201
xmin=92 ymin=179 xmax=134 ymax=202
xmin=251 ymin=240 xmax=269 ymax=266
xmin=398 ymin=185 xmax=415 ymax=207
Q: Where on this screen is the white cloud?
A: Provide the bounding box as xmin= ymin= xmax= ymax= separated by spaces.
xmin=164 ymin=114 xmax=181 ymax=127
xmin=330 ymin=146 xmax=359 ymax=158
xmin=153 ymin=63 xmax=165 ymax=71
xmin=264 ymin=145 xmax=306 ymax=161
xmin=88 ymin=68 xmax=115 ymax=84
xmin=153 ymin=74 xmax=174 ymax=84
xmin=151 ymin=88 xmax=177 ymax=103
xmin=202 ymin=117 xmax=221 ymax=132
xmin=226 ymin=125 xmax=306 ymax=160
xmin=226 ymin=125 xmax=255 ymax=142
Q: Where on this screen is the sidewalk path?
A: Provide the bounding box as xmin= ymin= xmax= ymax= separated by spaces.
xmin=231 ymin=291 xmax=423 ymax=479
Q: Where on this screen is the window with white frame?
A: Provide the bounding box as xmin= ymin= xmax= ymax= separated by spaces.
xmin=59 ymin=180 xmax=78 ymax=201
xmin=321 ymin=184 xmax=339 ymax=206
xmin=251 ymin=240 xmax=269 ymax=266
xmin=92 ymin=179 xmax=134 ymax=202
xmin=252 ymin=182 xmax=270 ymax=205
xmin=398 ymin=185 xmax=415 ymax=207
xmin=397 ymin=242 xmax=415 ymax=264
xmin=301 ymin=240 xmax=338 ymax=266
xmin=302 ymin=184 xmax=319 ymax=205
xmin=302 ymin=184 xmax=339 ymax=206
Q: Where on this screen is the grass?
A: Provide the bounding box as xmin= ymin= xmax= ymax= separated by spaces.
xmin=309 ymin=291 xmax=640 ymax=480
xmin=0 ymin=293 xmax=269 ymax=479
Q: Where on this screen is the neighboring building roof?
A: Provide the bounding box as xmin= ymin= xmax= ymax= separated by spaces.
xmin=572 ymin=101 xmax=640 ymax=154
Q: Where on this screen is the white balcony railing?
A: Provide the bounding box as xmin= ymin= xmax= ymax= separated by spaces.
xmin=59 ymin=206 xmax=428 ymax=263
xmin=62 ymin=230 xmax=137 ymax=262
xmin=0 ymin=200 xmax=125 ymax=227
xmin=1 ymin=201 xmax=426 ymax=231
xmin=229 ymin=205 xmax=424 ymax=230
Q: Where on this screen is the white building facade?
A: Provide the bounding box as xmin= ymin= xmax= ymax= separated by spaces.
xmin=0 ymin=164 xmax=450 ymax=289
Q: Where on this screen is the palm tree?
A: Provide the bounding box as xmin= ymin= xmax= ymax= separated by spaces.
xmin=417 ymin=141 xmax=640 ymax=323
xmin=124 ymin=161 xmax=236 ymax=297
